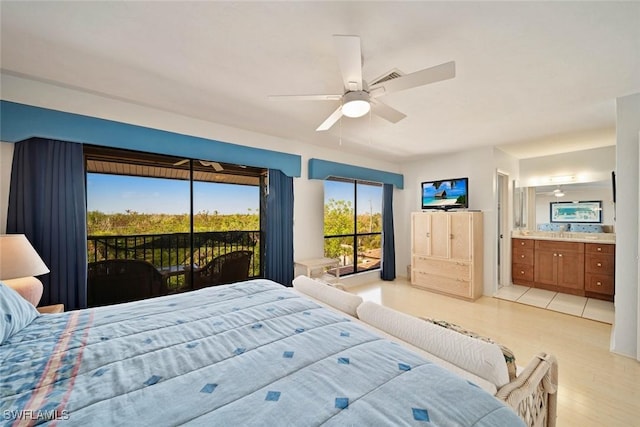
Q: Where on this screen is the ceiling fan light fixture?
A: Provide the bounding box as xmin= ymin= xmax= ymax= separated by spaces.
xmin=341 ymin=91 xmax=370 ymax=118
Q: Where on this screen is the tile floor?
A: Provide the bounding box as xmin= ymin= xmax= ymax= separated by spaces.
xmin=494 ymin=285 xmax=614 ymax=324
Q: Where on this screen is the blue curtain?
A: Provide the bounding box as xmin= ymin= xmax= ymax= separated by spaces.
xmin=7 ymin=138 xmax=88 ymax=309
xmin=381 ymin=183 xmax=396 ymax=280
xmin=265 ymin=169 xmax=294 ymax=286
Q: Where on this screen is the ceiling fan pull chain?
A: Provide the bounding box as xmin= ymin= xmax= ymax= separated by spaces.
xmin=339 ymin=99 xmax=343 ymax=146
xmin=369 ymin=108 xmax=372 ymax=144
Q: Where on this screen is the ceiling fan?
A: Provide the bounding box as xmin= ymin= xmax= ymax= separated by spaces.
xmin=174 ymin=159 xmax=224 ymax=172
xmin=553 ymin=186 xmax=565 ymax=198
xmin=539 ymin=185 xmax=566 ymax=197
xmin=269 ymin=35 xmax=456 ymax=131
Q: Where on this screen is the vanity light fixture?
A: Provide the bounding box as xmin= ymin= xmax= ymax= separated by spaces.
xmin=549 ymin=175 xmax=576 ymax=184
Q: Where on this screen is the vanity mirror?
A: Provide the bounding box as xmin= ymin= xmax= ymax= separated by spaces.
xmin=513 ymin=179 xmax=614 ymax=232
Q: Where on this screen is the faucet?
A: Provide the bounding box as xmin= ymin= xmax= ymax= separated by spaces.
xmin=559 ymin=224 xmax=568 ymax=238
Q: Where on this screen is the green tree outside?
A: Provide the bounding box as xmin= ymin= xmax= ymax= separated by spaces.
xmin=323 ymin=198 xmax=382 ymax=268
xmin=87 ymin=210 xmax=259 ymax=236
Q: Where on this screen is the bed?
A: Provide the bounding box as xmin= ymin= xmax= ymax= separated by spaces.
xmin=1 ymin=279 xmax=526 ymax=426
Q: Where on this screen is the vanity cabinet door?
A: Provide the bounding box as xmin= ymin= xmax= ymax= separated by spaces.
xmin=533 ymin=240 xmax=585 ymax=294
xmin=557 ymin=251 xmax=585 ymax=290
xmin=534 ymin=249 xmax=558 ymax=286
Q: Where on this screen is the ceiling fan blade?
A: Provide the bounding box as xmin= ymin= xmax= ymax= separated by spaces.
xmin=333 ymin=35 xmax=363 ymax=91
xmin=199 ymin=160 xmax=224 ymax=172
xmin=370 ymin=99 xmax=407 ymax=123
xmin=370 ymin=61 xmax=455 ymax=96
xmin=173 ymin=159 xmax=189 ymax=166
xmin=268 ymin=94 xmax=342 ymax=101
xmin=316 ymin=106 xmax=343 ymax=131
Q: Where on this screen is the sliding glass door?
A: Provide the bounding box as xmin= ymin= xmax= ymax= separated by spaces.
xmin=85 ymin=146 xmax=265 ymax=306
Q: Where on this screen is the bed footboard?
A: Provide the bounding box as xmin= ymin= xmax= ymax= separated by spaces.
xmin=495 ymin=352 xmax=558 ymax=427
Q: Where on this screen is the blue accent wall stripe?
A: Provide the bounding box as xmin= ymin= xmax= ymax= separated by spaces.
xmin=0 ymin=101 xmax=301 ymax=177
xmin=308 ymin=158 xmax=403 ymax=189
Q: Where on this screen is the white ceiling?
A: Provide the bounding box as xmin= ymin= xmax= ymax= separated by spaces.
xmin=1 ymin=1 xmax=638 ymax=162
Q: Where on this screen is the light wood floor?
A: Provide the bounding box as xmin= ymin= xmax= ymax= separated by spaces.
xmin=347 ymin=279 xmax=639 ymax=427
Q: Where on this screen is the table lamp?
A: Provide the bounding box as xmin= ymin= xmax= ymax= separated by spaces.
xmin=0 ymin=234 xmax=50 ymax=306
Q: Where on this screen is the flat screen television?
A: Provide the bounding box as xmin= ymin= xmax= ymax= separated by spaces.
xmin=421 ymin=177 xmax=469 ymax=210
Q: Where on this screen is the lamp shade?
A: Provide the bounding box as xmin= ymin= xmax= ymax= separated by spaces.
xmin=0 ymin=234 xmax=50 ymax=280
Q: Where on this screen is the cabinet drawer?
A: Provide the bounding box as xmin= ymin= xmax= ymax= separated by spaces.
xmin=585 ymin=254 xmax=615 ymax=274
xmin=512 ymin=264 xmax=534 ymax=282
xmin=512 ymin=238 xmax=534 ymax=249
xmin=585 ymin=243 xmax=615 ymax=255
xmin=412 ymin=271 xmax=471 ymax=298
xmin=535 ymin=240 xmax=584 ymax=253
xmin=585 ymin=273 xmax=615 ymax=295
xmin=413 ymin=256 xmax=470 ymax=280
xmin=512 ymin=247 xmax=534 ymax=266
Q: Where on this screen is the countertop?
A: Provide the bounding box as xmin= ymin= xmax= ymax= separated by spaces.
xmin=511 ymin=231 xmax=615 ymax=244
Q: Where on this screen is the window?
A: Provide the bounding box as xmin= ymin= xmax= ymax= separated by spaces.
xmin=323 ymin=178 xmax=382 ymax=276
xmin=84 ymin=146 xmax=265 ymax=303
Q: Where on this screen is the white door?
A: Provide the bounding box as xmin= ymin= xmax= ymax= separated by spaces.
xmin=497 ymin=171 xmax=510 ymax=288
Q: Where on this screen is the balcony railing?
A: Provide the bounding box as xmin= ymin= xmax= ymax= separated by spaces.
xmin=87 ymin=231 xmax=261 ymax=295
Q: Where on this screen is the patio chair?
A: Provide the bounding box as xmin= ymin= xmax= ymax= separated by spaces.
xmin=186 ymin=250 xmax=253 ymax=289
xmin=88 ymin=259 xmax=167 ymax=307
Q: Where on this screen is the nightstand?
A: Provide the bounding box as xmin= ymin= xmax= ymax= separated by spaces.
xmin=37 ymin=304 xmax=65 ymax=314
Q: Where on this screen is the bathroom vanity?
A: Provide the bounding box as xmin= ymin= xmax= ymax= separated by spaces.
xmin=512 ymin=232 xmax=615 ymax=301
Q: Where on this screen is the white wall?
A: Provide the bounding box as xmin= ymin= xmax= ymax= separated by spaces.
xmin=519 ymin=145 xmax=616 ymax=187
xmin=611 ymin=92 xmax=639 ymax=360
xmin=0 ymin=142 xmax=14 ymax=233
xmin=399 ymin=146 xmax=519 ymax=296
xmin=0 ymin=74 xmax=401 ymax=267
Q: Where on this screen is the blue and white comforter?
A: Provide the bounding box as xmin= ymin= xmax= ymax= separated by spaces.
xmin=1 ymin=279 xmax=524 ymax=426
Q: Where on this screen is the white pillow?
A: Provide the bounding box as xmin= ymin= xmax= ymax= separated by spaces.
xmin=356 ymin=301 xmax=510 ymax=387
xmin=0 ymin=281 xmax=40 ymax=345
xmin=292 ymin=275 xmax=363 ymax=318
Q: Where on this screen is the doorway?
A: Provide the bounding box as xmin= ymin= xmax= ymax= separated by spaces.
xmin=84 ymin=145 xmax=265 ymax=305
xmin=497 ymin=171 xmax=510 ymax=289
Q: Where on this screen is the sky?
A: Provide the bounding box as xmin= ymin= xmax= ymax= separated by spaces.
xmin=324 ymin=180 xmax=382 ymax=214
xmin=87 ymin=174 xmax=259 ymax=215
xmin=87 ymin=174 xmax=382 ymax=215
